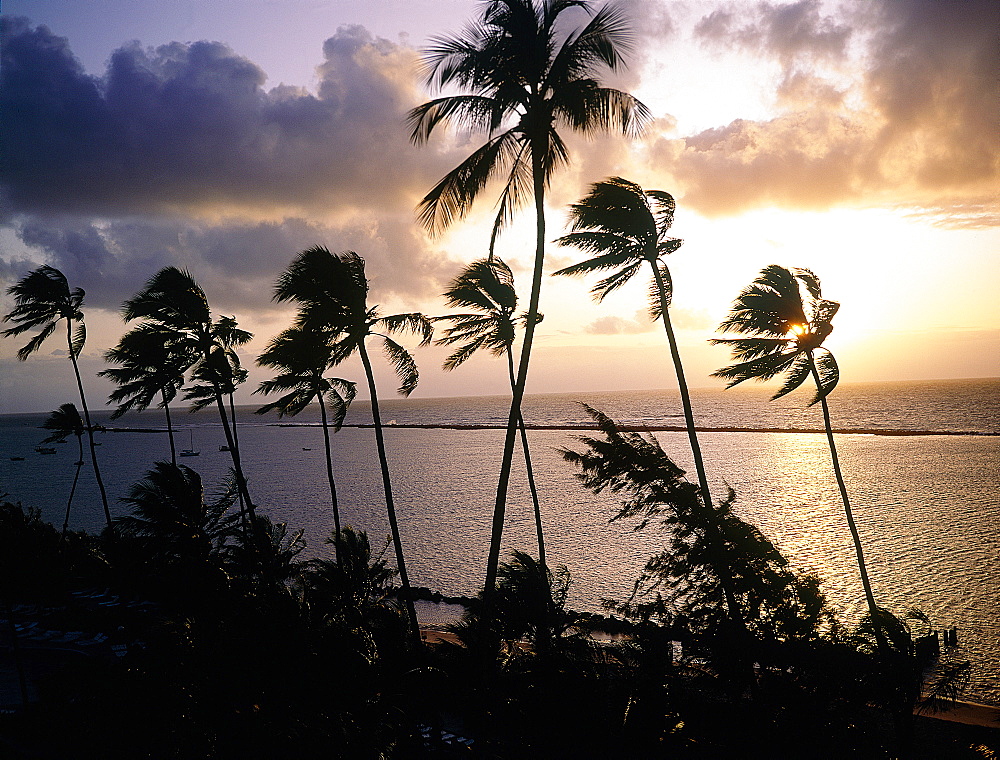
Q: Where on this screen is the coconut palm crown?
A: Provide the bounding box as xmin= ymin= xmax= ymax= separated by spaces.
xmin=554 ymin=176 xmax=683 ymax=305
xmin=710 ymin=265 xmax=841 ymax=403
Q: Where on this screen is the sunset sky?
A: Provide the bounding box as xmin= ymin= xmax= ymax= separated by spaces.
xmin=1 ymin=0 xmax=997 ymax=413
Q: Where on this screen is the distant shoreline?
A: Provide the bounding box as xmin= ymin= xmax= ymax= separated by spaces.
xmin=86 ymin=423 xmax=999 ymax=437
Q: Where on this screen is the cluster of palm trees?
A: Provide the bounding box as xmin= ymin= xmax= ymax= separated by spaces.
xmin=0 ymin=2 xmax=946 ymax=754
xmin=2 ymin=0 xmax=887 ymax=652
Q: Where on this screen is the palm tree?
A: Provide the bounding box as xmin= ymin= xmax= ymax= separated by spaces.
xmin=2 ymin=265 xmax=112 ymax=527
xmin=255 ymin=325 xmax=357 ymax=560
xmin=553 ymin=177 xmax=746 ymax=628
xmin=41 ymin=402 xmax=86 ymax=539
xmin=116 ymin=462 xmax=239 ymax=568
xmin=101 ymin=323 xmax=190 ymax=464
xmin=273 ymin=246 xmax=433 ymax=646
xmin=711 ymin=264 xmax=887 ymax=650
xmin=409 ymin=0 xmax=649 ymax=599
xmin=435 ymin=258 xmax=546 ymax=566
xmin=121 ymin=267 xmax=256 ymax=524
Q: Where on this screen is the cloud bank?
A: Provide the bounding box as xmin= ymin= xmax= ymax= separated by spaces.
xmin=642 ymin=0 xmax=999 ymax=224
xmin=0 ymin=18 xmax=461 ymax=308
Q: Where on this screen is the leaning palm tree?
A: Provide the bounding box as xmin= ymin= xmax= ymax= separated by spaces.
xmin=255 ymin=325 xmax=357 ymax=560
xmin=553 ymin=178 xmax=746 ymax=628
xmin=435 ymin=258 xmax=546 ymax=566
xmin=273 ymin=246 xmax=433 ymax=646
xmin=2 ymin=265 xmax=112 ymax=527
xmin=409 ymin=0 xmax=649 ymax=598
xmin=711 ymin=264 xmax=887 ymax=651
xmin=41 ymin=402 xmax=86 ymax=539
xmin=121 ymin=267 xmax=256 ymax=523
xmin=101 ymin=323 xmax=190 ymax=464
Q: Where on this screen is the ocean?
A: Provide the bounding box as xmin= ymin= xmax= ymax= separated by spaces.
xmin=1 ymin=377 xmax=998 ymax=704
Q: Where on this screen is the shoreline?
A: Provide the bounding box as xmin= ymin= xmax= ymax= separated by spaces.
xmin=85 ymin=423 xmax=998 ymax=437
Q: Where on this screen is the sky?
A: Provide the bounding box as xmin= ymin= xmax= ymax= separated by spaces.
xmin=1 ymin=0 xmax=998 ymax=414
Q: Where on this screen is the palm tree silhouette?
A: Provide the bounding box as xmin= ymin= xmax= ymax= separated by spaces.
xmin=409 ymin=0 xmax=649 ymax=598
xmin=2 ymin=265 xmax=112 ymax=527
xmin=554 ymin=177 xmax=747 ymax=628
xmin=255 ymin=325 xmax=357 ymax=560
xmin=273 ymin=246 xmax=433 ymax=645
xmin=122 ymin=267 xmax=256 ymax=523
xmin=711 ymin=264 xmax=887 ymax=650
xmin=41 ymin=402 xmax=86 ymax=539
xmin=435 ymin=258 xmax=547 ymax=566
xmin=101 ymin=323 xmax=189 ymax=464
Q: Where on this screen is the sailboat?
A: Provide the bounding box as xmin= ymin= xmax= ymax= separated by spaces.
xmin=179 ymin=429 xmax=200 ymax=457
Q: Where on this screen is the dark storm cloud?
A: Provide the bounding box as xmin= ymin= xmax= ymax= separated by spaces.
xmin=0 ymin=18 xmax=464 ymax=303
xmin=0 ymin=19 xmax=443 ymax=217
xmin=13 ymin=215 xmax=456 ymax=313
xmin=645 ymin=0 xmax=1000 ymax=224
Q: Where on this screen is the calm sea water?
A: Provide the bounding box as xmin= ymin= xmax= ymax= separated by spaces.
xmin=1 ymin=378 xmax=998 ymax=704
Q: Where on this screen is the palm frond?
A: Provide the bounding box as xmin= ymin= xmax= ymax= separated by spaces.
xmin=416 ymin=128 xmax=524 ymax=235
xmin=591 ymin=259 xmax=642 ymax=301
xmin=376 ymin=313 xmax=434 ymax=346
xmin=808 ymin=349 xmax=840 ymax=405
xmin=772 ymin=354 xmax=813 ymax=400
xmin=711 ymin=351 xmax=799 ymax=388
xmin=380 ymin=336 xmax=419 ymax=396
xmin=647 ymin=261 xmax=672 ymax=320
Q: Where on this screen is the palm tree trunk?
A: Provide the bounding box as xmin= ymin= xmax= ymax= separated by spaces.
xmin=162 ymin=391 xmax=177 ymax=465
xmin=506 ymin=347 xmax=545 ymax=568
xmin=213 ymin=387 xmax=255 ymax=526
xmin=227 ymin=391 xmax=247 ymax=520
xmin=808 ymin=353 xmax=887 ymax=652
xmin=649 ymin=263 xmax=747 ymax=630
xmin=484 ymin=137 xmax=547 ymax=601
xmin=318 ymin=395 xmax=342 ymax=563
xmin=61 ymin=435 xmax=84 ymax=540
xmin=67 ymin=320 xmax=112 ymax=528
xmin=358 ymin=339 xmax=421 ymax=648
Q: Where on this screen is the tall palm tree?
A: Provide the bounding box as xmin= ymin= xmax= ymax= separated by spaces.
xmin=711 ymin=264 xmax=887 ymax=651
xmin=41 ymin=402 xmax=86 ymax=539
xmin=121 ymin=267 xmax=256 ymax=523
xmin=273 ymin=246 xmax=434 ymax=646
xmin=2 ymin=265 xmax=112 ymax=527
xmin=553 ymin=177 xmax=746 ymax=628
xmin=435 ymin=258 xmax=546 ymax=566
xmin=255 ymin=325 xmax=357 ymax=560
xmin=409 ymin=0 xmax=649 ymax=598
xmin=101 ymin=323 xmax=190 ymax=464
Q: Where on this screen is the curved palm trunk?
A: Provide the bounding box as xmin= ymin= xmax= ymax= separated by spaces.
xmin=808 ymin=353 xmax=887 ymax=652
xmin=161 ymin=391 xmax=177 ymax=465
xmin=649 ymin=263 xmax=747 ymax=631
xmin=506 ymin=347 xmax=544 ymax=568
xmin=67 ymin=320 xmax=112 ymax=528
xmin=227 ymin=391 xmax=247 ymax=519
xmin=484 ymin=137 xmax=547 ymax=601
xmin=358 ymin=340 xmax=421 ymax=648
xmin=61 ymin=434 xmax=85 ymax=540
xmin=213 ymin=387 xmax=255 ymax=527
xmin=318 ymin=395 xmax=343 ymax=563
